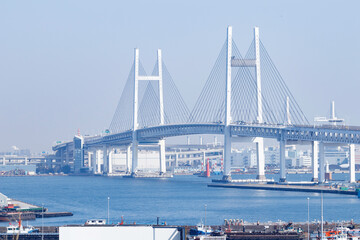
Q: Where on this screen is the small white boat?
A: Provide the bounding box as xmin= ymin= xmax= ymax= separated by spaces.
xmin=7 ymin=221 xmax=39 ymax=234
xmin=6 ymin=213 xmax=39 ymax=234
xmin=85 ymin=219 xmax=107 ymax=225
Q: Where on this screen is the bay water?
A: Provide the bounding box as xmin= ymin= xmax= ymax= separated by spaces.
xmin=0 ymin=173 xmax=359 ymax=226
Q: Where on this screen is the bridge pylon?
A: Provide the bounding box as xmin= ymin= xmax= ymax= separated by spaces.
xmin=223 ymin=26 xmax=266 ymax=181
xmin=131 ymin=48 xmax=166 ymax=176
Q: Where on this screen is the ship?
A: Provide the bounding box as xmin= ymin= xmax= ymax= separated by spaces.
xmin=189 ymin=223 xmax=213 ymax=236
xmin=6 ymin=214 xmax=39 ymax=234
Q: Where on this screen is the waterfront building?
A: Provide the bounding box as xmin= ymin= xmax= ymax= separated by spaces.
xmin=298 ymin=155 xmax=312 ymax=167
xmin=73 ymin=135 xmax=84 ymax=173
xmin=231 ymin=148 xmax=257 ymax=168
xmin=0 ymin=193 xmax=8 ymax=207
xmin=264 ymin=146 xmax=279 ymax=165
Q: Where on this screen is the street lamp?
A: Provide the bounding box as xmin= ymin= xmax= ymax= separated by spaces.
xmin=204 ymin=204 xmax=207 ymax=227
xmin=42 ymin=203 xmax=44 ymax=240
xmin=321 ymin=192 xmax=324 ymax=240
xmin=107 ymin=197 xmax=110 ymax=225
xmin=307 ymin=197 xmax=310 ymax=240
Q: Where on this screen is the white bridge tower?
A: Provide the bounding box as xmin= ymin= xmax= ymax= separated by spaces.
xmin=132 ymin=48 xmax=166 ymax=176
xmin=223 ymin=26 xmax=266 ymax=181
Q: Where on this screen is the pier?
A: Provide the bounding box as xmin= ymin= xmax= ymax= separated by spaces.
xmin=208 ymin=182 xmax=358 ymax=195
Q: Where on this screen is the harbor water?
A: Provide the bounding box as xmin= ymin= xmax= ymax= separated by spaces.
xmin=0 ymin=173 xmax=359 ymax=226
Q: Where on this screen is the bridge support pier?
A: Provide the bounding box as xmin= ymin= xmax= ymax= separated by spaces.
xmin=255 ymin=138 xmax=266 ymax=180
xmin=256 ymin=138 xmax=266 ymax=180
xmin=90 ymin=151 xmax=96 ymax=174
xmin=96 ymin=149 xmax=102 ymax=174
xmin=103 ymin=145 xmax=108 ymax=174
xmin=2 ymin=156 xmax=5 ymax=165
xmin=159 ymin=140 xmax=166 ymax=174
xmin=65 ymin=149 xmax=70 ymax=166
xmin=126 ymin=145 xmax=131 ymax=174
xmin=311 ymin=141 xmax=319 ymax=182
xmin=223 ymin=126 xmax=232 ymax=181
xmin=349 ymin=144 xmax=356 ymax=183
xmin=174 ymin=153 xmax=178 ymax=168
xmin=279 ymin=139 xmax=286 ymax=182
xmin=318 ymin=142 xmax=325 ymax=183
xmin=202 ymin=151 xmax=206 ymax=172
xmin=108 ymin=149 xmax=113 ymax=174
xmin=88 ymin=152 xmax=92 ymax=169
xmin=131 ymin=140 xmax=139 ymax=176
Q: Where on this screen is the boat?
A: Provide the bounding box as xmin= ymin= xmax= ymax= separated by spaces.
xmin=6 ymin=215 xmax=39 ymax=234
xmin=85 ymin=219 xmax=107 ymax=225
xmin=320 ymin=227 xmax=359 ymax=240
xmin=7 ymin=224 xmax=39 ymax=234
xmin=348 ymin=229 xmax=360 ymax=238
xmin=189 ymin=223 xmax=213 ymax=236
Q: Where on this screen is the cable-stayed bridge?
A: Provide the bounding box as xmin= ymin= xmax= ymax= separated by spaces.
xmin=53 ymin=26 xmax=360 ymax=183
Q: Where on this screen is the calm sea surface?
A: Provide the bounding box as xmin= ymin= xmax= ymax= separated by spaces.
xmin=0 ymin=173 xmax=359 ymax=226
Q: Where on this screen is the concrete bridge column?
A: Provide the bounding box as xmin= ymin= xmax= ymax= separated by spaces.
xmin=25 ymin=157 xmax=28 ymax=165
xmin=349 ymin=144 xmax=356 ymax=183
xmin=2 ymin=156 xmax=5 ymax=165
xmin=59 ymin=149 xmax=64 ymax=166
xmin=255 ymin=138 xmax=266 ymax=180
xmin=65 ymin=149 xmax=70 ymax=166
xmin=318 ymin=142 xmax=325 ymax=183
xmin=159 ymin=139 xmax=166 ymax=174
xmin=223 ymin=127 xmax=232 ymax=180
xmin=108 ymin=149 xmax=113 ymax=174
xmin=96 ymin=149 xmax=102 ymax=174
xmin=88 ymin=152 xmax=92 ymax=168
xmin=90 ymin=151 xmax=96 ymax=173
xmin=103 ymin=145 xmax=108 ymax=174
xmin=311 ymin=141 xmax=319 ymax=182
xmin=174 ymin=153 xmax=178 ymax=168
xmin=131 ymin=140 xmax=139 ymax=175
xmin=279 ymin=139 xmax=286 ymax=182
xmin=202 ymin=151 xmax=206 ymax=172
xmin=126 ymin=145 xmax=131 ymax=173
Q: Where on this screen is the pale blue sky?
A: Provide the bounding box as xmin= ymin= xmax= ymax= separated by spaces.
xmin=0 ymin=0 xmax=359 ymax=152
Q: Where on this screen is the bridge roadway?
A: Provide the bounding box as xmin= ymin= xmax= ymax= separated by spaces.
xmin=53 ymin=123 xmax=360 ymax=151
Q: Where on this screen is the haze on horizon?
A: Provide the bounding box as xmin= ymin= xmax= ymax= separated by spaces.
xmin=0 ymin=0 xmax=359 ymax=153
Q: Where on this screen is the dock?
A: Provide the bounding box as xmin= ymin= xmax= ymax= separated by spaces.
xmin=123 ymin=172 xmax=173 ymax=178
xmin=208 ymin=183 xmax=358 ymax=195
xmin=35 ymin=212 xmax=73 ymax=218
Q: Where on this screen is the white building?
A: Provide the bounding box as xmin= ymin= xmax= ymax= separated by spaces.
xmin=265 ymin=147 xmax=279 ymax=165
xmin=231 ymin=149 xmax=257 ymax=168
xmin=298 ymin=155 xmax=312 ymax=167
xmin=59 ymin=226 xmax=183 ymax=240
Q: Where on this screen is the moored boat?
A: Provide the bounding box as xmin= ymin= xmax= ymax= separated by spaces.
xmin=189 ymin=223 xmax=213 ymax=236
xmin=6 ymin=215 xmax=39 ymax=234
